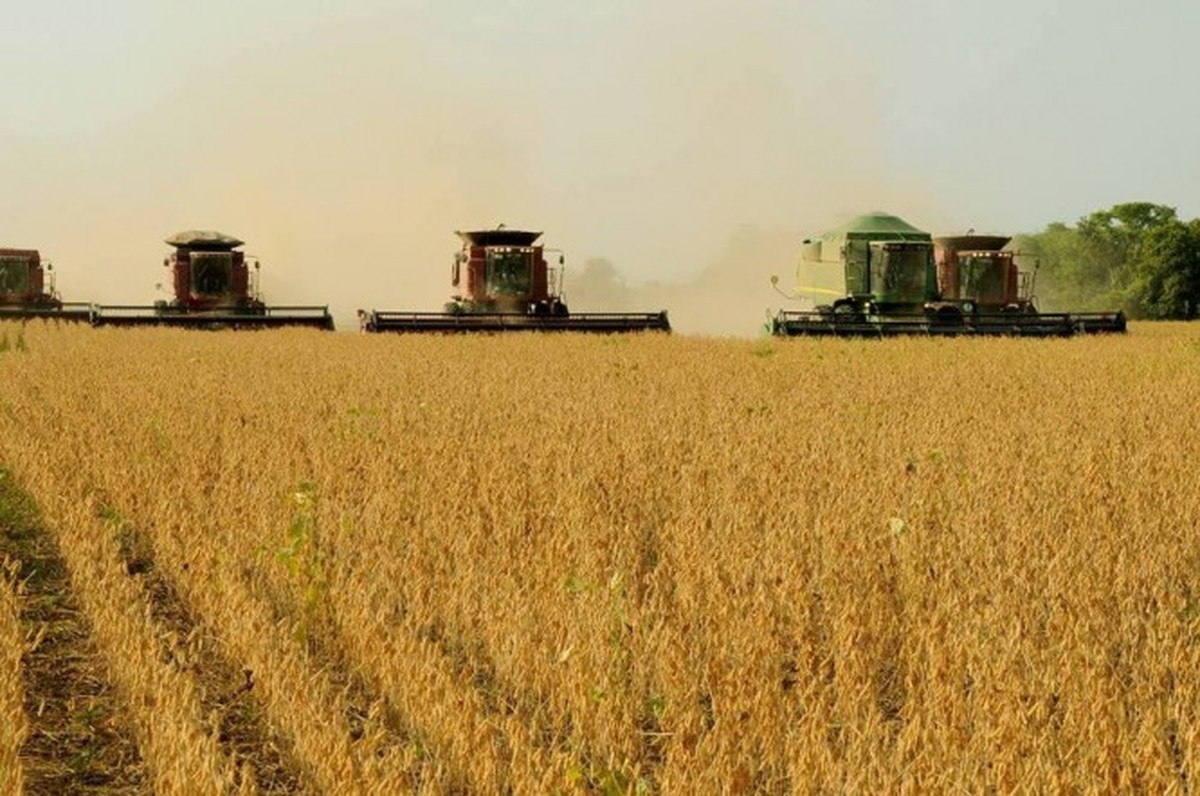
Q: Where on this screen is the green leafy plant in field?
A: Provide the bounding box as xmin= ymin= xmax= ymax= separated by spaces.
xmin=343 ymin=406 xmax=384 ymax=442
xmin=563 ymin=762 xmax=653 ymax=796
xmin=276 ymin=480 xmax=329 ymax=647
xmin=564 ymin=573 xmax=592 ymax=596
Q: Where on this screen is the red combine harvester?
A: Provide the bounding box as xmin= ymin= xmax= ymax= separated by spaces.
xmin=933 ymin=234 xmax=1126 ymax=335
xmin=90 ymin=231 xmax=334 ymax=330
xmin=0 ymin=248 xmax=90 ymax=321
xmin=934 ymin=235 xmax=1036 ymax=313
xmin=358 ymin=228 xmax=670 ymax=333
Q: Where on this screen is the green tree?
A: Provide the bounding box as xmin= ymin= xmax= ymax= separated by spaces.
xmin=1020 ymin=202 xmax=1200 ymax=318
xmin=1124 ymin=219 xmax=1200 ymax=319
xmin=1016 ymin=222 xmax=1086 ymax=310
xmin=1076 ymin=202 xmax=1179 ymax=294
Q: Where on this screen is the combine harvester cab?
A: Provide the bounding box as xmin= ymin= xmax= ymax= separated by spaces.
xmin=934 ymin=235 xmax=1125 ymax=336
xmin=0 ymin=248 xmax=90 ymax=322
xmin=771 ymin=212 xmax=979 ymax=337
xmin=359 ymin=228 xmax=670 ymax=334
xmin=90 ymin=231 xmax=334 ymax=330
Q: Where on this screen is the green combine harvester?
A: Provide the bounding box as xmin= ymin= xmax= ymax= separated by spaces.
xmin=770 ymin=212 xmax=1125 ymax=337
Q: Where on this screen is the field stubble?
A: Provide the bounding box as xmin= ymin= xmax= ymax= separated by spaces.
xmin=0 ymin=323 xmax=1197 ymax=792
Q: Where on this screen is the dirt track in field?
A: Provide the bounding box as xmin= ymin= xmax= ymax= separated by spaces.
xmin=112 ymin=521 xmax=310 ymax=794
xmin=2 ymin=472 xmax=316 ymax=793
xmin=0 ymin=473 xmax=146 ymax=794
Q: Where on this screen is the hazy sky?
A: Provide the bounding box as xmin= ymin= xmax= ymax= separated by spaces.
xmin=2 ymin=0 xmax=1196 ymax=327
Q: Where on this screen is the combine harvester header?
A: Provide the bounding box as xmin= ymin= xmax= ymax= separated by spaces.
xmin=359 ymin=227 xmax=670 ymax=333
xmin=0 ymin=248 xmax=90 ymax=322
xmin=90 ymin=231 xmax=334 ymax=330
xmin=770 ymin=212 xmax=1125 ymax=337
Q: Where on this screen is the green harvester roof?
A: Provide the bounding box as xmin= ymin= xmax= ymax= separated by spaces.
xmin=820 ymin=212 xmax=931 ymax=243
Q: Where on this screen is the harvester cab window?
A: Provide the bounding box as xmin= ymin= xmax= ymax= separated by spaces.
xmin=190 ymin=252 xmax=234 ymax=296
xmin=485 ymin=248 xmax=532 ymax=297
xmin=875 ymin=245 xmax=928 ymax=303
xmin=961 ymin=255 xmax=1007 ymax=303
xmin=0 ymin=257 xmax=31 ymax=294
xmin=843 ymin=242 xmax=870 ymax=295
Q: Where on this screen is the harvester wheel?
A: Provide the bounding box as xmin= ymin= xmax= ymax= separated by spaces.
xmin=551 ymin=301 xmax=569 ymax=317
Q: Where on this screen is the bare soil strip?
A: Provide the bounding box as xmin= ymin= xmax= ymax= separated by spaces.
xmin=112 ymin=520 xmax=310 ymax=794
xmin=0 ymin=471 xmax=147 ymax=795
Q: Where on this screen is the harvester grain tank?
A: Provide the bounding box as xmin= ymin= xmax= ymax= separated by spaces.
xmin=358 ymin=228 xmax=670 ymax=333
xmin=0 ymin=248 xmax=89 ymax=321
xmin=90 ymin=231 xmax=334 ymax=330
xmin=770 ymin=212 xmax=975 ymax=337
xmin=933 ymin=234 xmax=1125 ymax=335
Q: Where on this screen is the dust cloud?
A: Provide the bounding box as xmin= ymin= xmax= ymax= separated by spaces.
xmin=1 ymin=5 xmax=950 ymax=335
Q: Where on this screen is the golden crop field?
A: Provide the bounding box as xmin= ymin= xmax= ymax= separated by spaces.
xmin=0 ymin=322 xmax=1198 ymax=794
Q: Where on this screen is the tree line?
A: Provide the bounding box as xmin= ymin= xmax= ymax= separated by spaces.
xmin=1016 ymin=202 xmax=1200 ymax=319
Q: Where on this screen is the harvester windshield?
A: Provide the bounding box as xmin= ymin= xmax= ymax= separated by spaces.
xmin=957 ymin=254 xmax=1009 ymax=304
xmin=0 ymin=256 xmax=31 ymax=294
xmin=190 ymin=251 xmax=234 ymax=296
xmin=485 ymin=248 xmax=533 ymax=297
xmin=872 ymin=243 xmax=931 ymax=304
